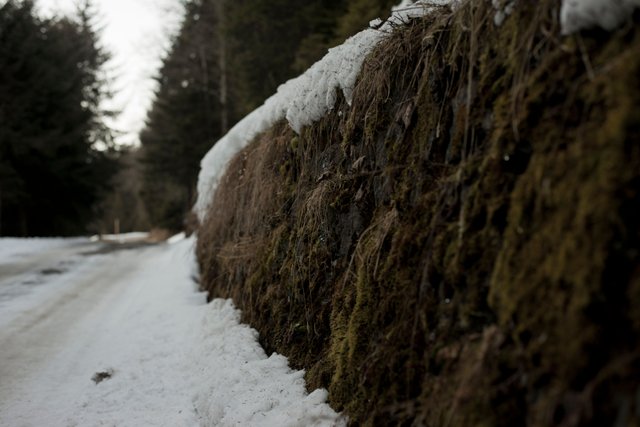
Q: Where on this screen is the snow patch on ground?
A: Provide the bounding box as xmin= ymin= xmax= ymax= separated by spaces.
xmin=561 ymin=0 xmax=640 ymax=34
xmin=193 ymin=299 xmax=344 ymax=426
xmin=195 ymin=1 xmax=450 ymax=221
xmin=90 ymin=231 xmax=149 ymax=243
xmin=168 ymin=231 xmax=187 ymax=244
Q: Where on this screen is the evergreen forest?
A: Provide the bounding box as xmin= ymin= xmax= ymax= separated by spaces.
xmin=0 ymin=0 xmax=397 ymax=235
xmin=140 ymin=0 xmax=397 ymax=231
xmin=0 ymin=0 xmax=116 ymax=236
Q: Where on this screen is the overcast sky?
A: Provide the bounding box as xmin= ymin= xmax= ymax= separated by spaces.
xmin=36 ymin=0 xmax=185 ymax=146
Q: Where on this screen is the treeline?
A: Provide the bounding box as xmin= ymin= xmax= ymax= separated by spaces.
xmin=141 ymin=0 xmax=397 ymax=230
xmin=0 ymin=0 xmax=400 ymax=236
xmin=0 ymin=0 xmax=117 ymax=236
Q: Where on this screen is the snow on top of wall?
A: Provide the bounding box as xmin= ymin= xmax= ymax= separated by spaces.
xmin=194 ymin=1 xmax=451 ymax=221
xmin=195 ymin=0 xmax=639 ymax=221
xmin=561 ymin=0 xmax=640 ymax=34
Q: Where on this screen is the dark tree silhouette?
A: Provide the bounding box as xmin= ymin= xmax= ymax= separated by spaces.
xmin=0 ymin=0 xmax=117 ymax=236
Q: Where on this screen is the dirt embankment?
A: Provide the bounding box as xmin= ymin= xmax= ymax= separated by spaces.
xmin=197 ymin=1 xmax=640 ymax=425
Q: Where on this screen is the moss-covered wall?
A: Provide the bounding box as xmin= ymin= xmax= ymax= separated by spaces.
xmin=197 ymin=1 xmax=640 ymax=425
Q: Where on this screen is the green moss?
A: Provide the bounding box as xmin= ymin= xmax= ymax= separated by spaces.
xmin=197 ymin=2 xmax=640 ymax=425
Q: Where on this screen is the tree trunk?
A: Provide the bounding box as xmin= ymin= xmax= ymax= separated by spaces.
xmin=216 ymin=0 xmax=228 ymax=134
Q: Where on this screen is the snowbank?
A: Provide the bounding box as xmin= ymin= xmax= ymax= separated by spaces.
xmin=193 ymin=299 xmax=345 ymax=426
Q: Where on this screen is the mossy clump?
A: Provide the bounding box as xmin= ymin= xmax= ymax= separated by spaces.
xmin=197 ymin=0 xmax=640 ymax=425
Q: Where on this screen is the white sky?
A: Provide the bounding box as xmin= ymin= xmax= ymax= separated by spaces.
xmin=36 ymin=0 xmax=185 ymax=146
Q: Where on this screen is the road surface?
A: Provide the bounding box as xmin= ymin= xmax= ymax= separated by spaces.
xmin=0 ymin=236 xmax=343 ymax=427
xmin=0 ymin=237 xmax=190 ymax=425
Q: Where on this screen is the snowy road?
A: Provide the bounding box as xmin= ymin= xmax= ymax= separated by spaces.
xmin=0 ymin=238 xmax=93 ymax=299
xmin=0 ymin=236 xmax=342 ymax=426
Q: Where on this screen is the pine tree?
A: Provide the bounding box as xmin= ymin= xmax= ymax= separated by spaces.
xmin=140 ymin=0 xmax=224 ymax=230
xmin=0 ymin=0 xmax=117 ymax=236
xmin=334 ymin=0 xmax=397 ymax=43
xmin=138 ymin=0 xmax=399 ymax=230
